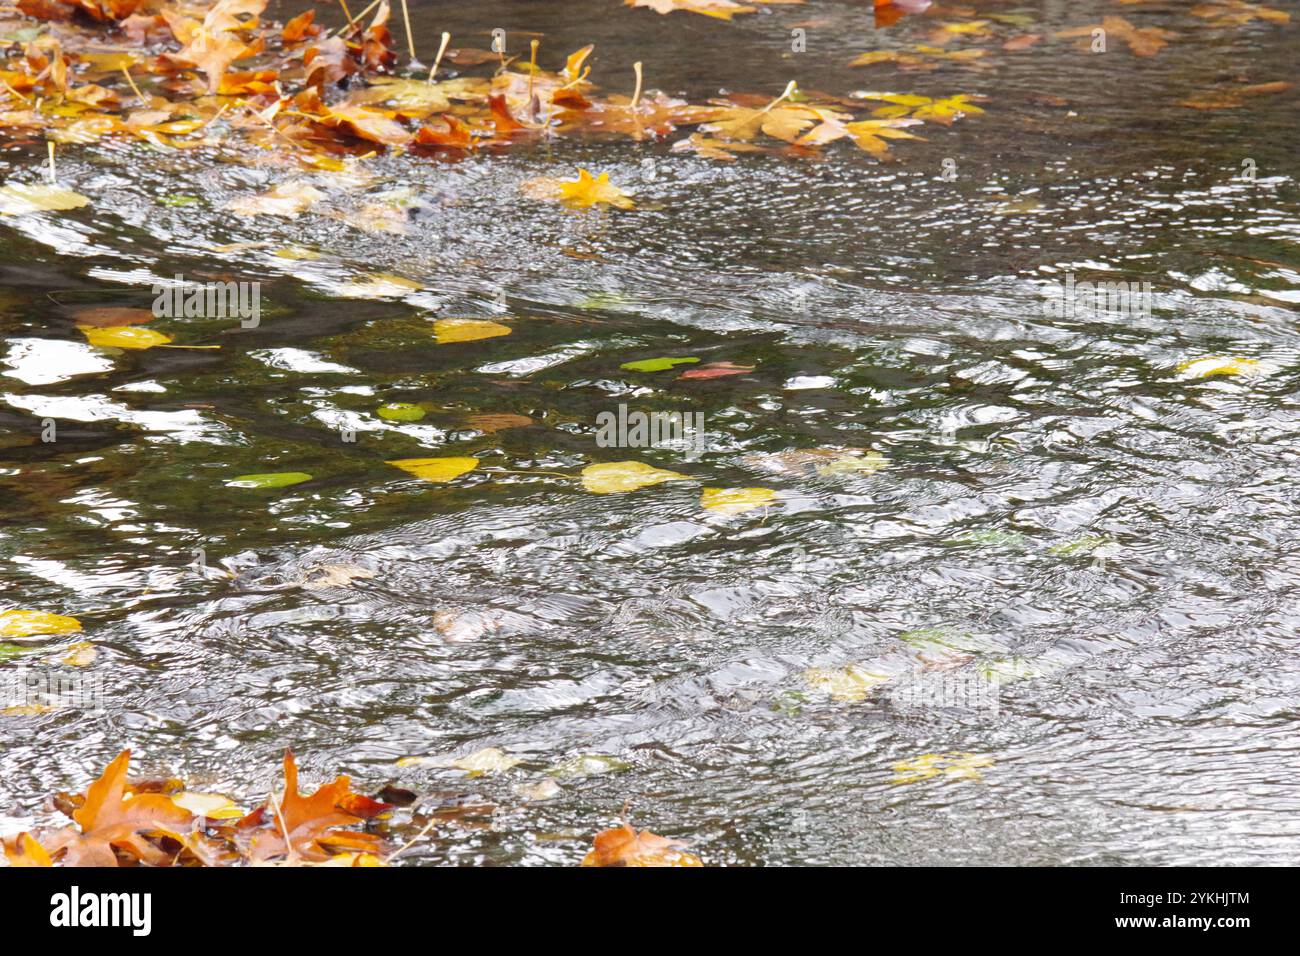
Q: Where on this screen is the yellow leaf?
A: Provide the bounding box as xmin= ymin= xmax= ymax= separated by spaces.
xmin=1177 ymin=356 xmax=1262 ymax=379
xmin=2 ymin=832 xmax=52 ymax=867
xmin=0 ymin=183 xmax=91 ymax=215
xmin=54 ymin=642 xmax=96 ymax=667
xmin=803 ymin=665 xmax=891 ymax=702
xmin=434 ymin=318 xmax=512 ymax=343
xmin=79 ymin=325 xmax=173 ymax=350
xmin=550 ymin=168 xmax=636 ymax=209
xmin=0 ymin=610 xmax=82 ymax=638
xmin=701 ymin=487 xmax=777 ymax=515
xmin=890 ymin=752 xmax=993 ymax=784
xmin=171 ymin=792 xmax=246 ymax=820
xmin=387 ymin=457 xmax=479 ymax=482
xmin=581 ymin=461 xmax=688 ymax=494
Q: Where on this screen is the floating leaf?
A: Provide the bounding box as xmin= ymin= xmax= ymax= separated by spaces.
xmin=1177 ymin=356 xmax=1262 ymax=379
xmin=581 ymin=461 xmax=688 ymax=494
xmin=803 ymin=665 xmax=891 ymax=702
xmin=890 ymin=752 xmax=993 ymax=784
xmin=388 ymin=457 xmax=479 ymax=483
xmin=701 ymin=487 xmax=777 ymax=515
xmin=79 ymin=325 xmax=172 ymax=349
xmin=1 ymin=832 xmax=51 ymax=867
xmin=0 ymin=182 xmax=91 ymax=215
xmin=53 ymin=642 xmax=96 ymax=667
xmin=812 ymin=449 xmax=889 ymax=477
xmin=433 ymin=318 xmax=512 ymax=343
xmin=0 ymin=610 xmax=83 ymax=639
xmin=583 ymin=820 xmax=702 ymax=867
xmin=678 ymin=361 xmax=755 ymax=379
xmin=227 ymin=472 xmax=313 ymax=489
xmin=548 ymin=754 xmax=632 ymax=779
xmin=620 ymin=356 xmax=700 ymax=372
xmin=376 ymin=402 xmax=426 ymax=421
xmin=525 ymin=168 xmax=636 ymax=210
xmin=1057 ymin=16 xmax=1176 ymax=57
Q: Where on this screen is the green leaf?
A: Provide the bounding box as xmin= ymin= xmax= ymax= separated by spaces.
xmin=158 ymin=194 xmax=200 ymax=207
xmin=620 ymin=356 xmax=701 ymax=373
xmin=376 ymin=402 xmax=426 ymax=421
xmin=226 ymin=472 xmax=313 ymax=489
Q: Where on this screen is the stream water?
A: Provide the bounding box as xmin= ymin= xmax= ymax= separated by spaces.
xmin=1 ymin=0 xmax=1298 ymax=865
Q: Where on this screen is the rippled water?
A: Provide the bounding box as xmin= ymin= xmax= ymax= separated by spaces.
xmin=1 ymin=0 xmax=1298 ymax=865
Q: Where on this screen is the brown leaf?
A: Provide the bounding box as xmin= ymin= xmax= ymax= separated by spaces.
xmin=582 ymin=820 xmax=702 ymax=866
xmin=40 ymin=750 xmax=196 ymax=866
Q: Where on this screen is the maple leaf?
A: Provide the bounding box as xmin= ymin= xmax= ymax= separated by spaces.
xmin=414 ymin=114 xmax=473 ymax=149
xmin=670 ymin=132 xmax=767 ymax=161
xmin=582 ymin=820 xmax=703 ymax=866
xmin=1057 ymin=16 xmax=1176 ymax=57
xmin=242 ymin=750 xmax=388 ymax=863
xmin=304 ymin=35 xmax=361 ymax=89
xmin=701 ymin=88 xmax=823 ymax=143
xmin=851 ymin=46 xmax=987 ymax=71
xmin=39 ymin=750 xmax=197 ymax=866
xmin=2 ymin=831 xmax=52 ymax=866
xmin=281 ymin=9 xmax=319 ymax=43
xmin=857 ymin=91 xmax=986 ymax=125
xmin=525 ymin=168 xmax=636 ymax=209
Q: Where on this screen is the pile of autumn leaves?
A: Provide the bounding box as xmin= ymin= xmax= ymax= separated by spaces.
xmin=0 ymin=0 xmax=970 ymax=171
xmin=1 ymin=749 xmax=702 ymax=867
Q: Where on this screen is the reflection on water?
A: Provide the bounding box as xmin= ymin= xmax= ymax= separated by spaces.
xmin=1 ymin=0 xmax=1298 ymax=865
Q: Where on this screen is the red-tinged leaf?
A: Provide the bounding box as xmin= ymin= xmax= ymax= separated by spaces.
xmin=582 ymin=820 xmax=703 ymax=867
xmin=489 ymin=93 xmax=526 ymax=133
xmin=415 ymin=114 xmax=473 ymax=149
xmin=679 ymin=361 xmax=756 ymax=380
xmin=875 ymin=0 xmax=931 ymax=29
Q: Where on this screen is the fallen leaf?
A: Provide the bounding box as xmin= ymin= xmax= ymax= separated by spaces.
xmin=701 ymin=487 xmax=777 ymax=515
xmin=388 ymin=457 xmax=479 ymax=482
xmin=621 ymin=356 xmax=700 ymax=372
xmin=41 ymin=750 xmax=197 ymax=866
xmin=525 ymin=168 xmax=636 ymax=209
xmin=581 ymin=461 xmax=688 ymax=494
xmin=226 ymin=472 xmax=313 ymax=488
xmin=890 ymin=752 xmax=993 ymax=784
xmin=1057 ymin=16 xmax=1176 ymax=57
xmin=434 ymin=318 xmax=512 ymax=343
xmin=226 ymin=181 xmax=325 ymax=218
xmin=803 ymin=665 xmax=891 ymax=702
xmin=1189 ymin=1 xmax=1289 ymax=26
xmin=397 ymin=747 xmax=522 ymax=777
xmin=464 ymin=413 xmax=534 ymax=433
xmin=679 ymin=361 xmax=755 ymax=379
xmin=1177 ymin=356 xmax=1262 ymax=378
xmin=2 ymin=832 xmax=52 ymax=867
xmin=0 ymin=182 xmax=91 ymax=215
xmin=376 ymin=402 xmax=426 ymax=421
xmin=0 ymin=610 xmax=83 ymax=638
xmin=79 ymin=325 xmax=172 ymax=349
xmin=583 ymin=820 xmax=702 ymax=866
xmin=171 ymin=792 xmax=245 ymax=820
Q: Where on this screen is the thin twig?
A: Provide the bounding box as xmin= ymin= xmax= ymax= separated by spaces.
xmin=427 ymin=31 xmax=450 ymax=83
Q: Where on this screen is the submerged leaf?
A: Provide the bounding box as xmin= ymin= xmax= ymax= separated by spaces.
xmin=227 ymin=472 xmax=312 ymax=489
xmin=701 ymin=487 xmax=777 ymax=515
xmin=434 ymin=318 xmax=512 ymax=343
xmin=890 ymin=752 xmax=993 ymax=784
xmin=583 ymin=820 xmax=702 ymax=866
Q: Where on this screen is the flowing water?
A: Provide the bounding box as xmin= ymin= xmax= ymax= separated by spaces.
xmin=1 ymin=0 xmax=1299 ymax=865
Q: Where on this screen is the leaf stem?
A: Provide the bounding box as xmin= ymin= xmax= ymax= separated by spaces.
xmin=631 ymin=61 xmax=643 ymax=110
xmin=427 ymin=31 xmax=451 ymax=83
xmin=761 ymin=80 xmax=798 ymax=114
